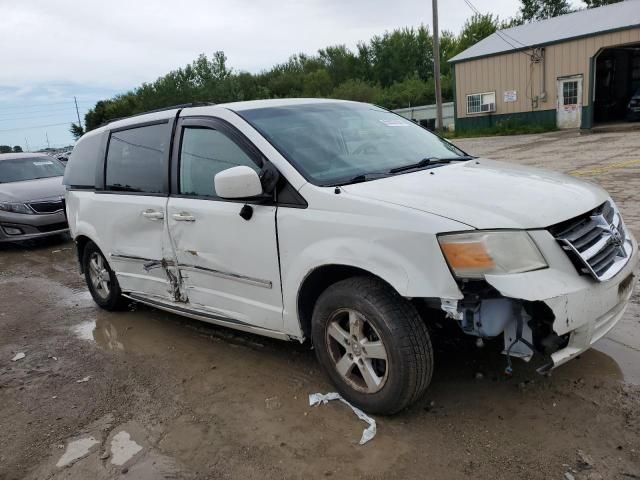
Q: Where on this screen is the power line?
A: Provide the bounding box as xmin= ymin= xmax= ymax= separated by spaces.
xmin=0 ymin=111 xmax=89 ymax=123
xmin=465 ymin=0 xmax=530 ymax=49
xmin=0 ymin=105 xmax=88 ymax=118
xmin=0 ymin=121 xmax=75 ymax=133
xmin=462 ymin=0 xmax=537 ymax=58
xmin=0 ymin=100 xmax=94 ymax=111
xmin=462 ymin=0 xmax=519 ymax=50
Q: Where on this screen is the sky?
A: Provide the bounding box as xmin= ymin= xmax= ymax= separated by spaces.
xmin=0 ymin=0 xmax=526 ymax=150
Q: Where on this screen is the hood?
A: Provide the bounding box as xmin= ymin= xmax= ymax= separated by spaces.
xmin=342 ymin=159 xmax=608 ymax=229
xmin=0 ymin=176 xmax=65 ymax=203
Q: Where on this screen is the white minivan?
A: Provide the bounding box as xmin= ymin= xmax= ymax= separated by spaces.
xmin=64 ymin=99 xmax=638 ymax=414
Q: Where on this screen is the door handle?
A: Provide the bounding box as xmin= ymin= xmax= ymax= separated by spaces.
xmin=172 ymin=212 xmax=196 ymax=222
xmin=142 ymin=209 xmax=164 ymax=220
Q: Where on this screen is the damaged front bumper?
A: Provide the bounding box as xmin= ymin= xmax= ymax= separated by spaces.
xmin=444 ymin=229 xmax=639 ymax=371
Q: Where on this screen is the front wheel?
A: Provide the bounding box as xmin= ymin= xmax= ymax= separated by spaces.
xmin=82 ymin=241 xmax=127 ymax=310
xmin=311 ymin=276 xmax=433 ymax=415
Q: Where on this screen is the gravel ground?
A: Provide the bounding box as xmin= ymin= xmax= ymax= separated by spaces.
xmin=1 ymin=129 xmax=639 ymax=480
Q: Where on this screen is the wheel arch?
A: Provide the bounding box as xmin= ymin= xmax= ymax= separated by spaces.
xmin=74 ymin=234 xmax=97 ymax=273
xmin=296 ymin=264 xmax=400 ymax=339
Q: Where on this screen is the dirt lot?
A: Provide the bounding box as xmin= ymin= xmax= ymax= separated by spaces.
xmin=1 ymin=129 xmax=639 ymax=480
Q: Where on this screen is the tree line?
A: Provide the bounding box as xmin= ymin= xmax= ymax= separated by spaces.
xmin=75 ymin=0 xmax=621 ymax=135
xmin=0 ymin=145 xmax=23 ymax=153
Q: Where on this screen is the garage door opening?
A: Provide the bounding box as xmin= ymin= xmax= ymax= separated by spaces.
xmin=593 ymin=43 xmax=640 ymax=125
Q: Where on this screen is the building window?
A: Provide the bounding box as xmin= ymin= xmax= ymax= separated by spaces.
xmin=563 ymin=81 xmax=578 ymax=105
xmin=466 ymin=92 xmax=496 ymax=114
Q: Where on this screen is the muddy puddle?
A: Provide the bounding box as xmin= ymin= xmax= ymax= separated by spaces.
xmin=70 ymin=302 xmax=640 ymax=387
xmin=4 ymin=239 xmax=640 ymax=479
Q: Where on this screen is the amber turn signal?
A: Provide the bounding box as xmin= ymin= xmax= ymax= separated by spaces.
xmin=440 ymin=241 xmax=495 ymax=270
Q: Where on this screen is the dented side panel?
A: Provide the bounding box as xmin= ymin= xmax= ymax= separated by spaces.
xmin=68 ymin=190 xmax=177 ymax=301
xmin=166 ymin=197 xmax=284 ymax=332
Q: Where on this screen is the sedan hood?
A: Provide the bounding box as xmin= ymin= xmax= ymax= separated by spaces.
xmin=342 ymin=159 xmax=608 ymax=229
xmin=0 ymin=176 xmax=65 ymax=203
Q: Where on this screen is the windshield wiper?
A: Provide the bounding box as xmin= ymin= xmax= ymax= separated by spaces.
xmin=389 ymin=155 xmax=475 ymax=174
xmin=332 ymin=172 xmax=391 ymax=186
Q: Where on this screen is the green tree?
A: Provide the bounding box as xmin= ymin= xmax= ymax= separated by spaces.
xmin=439 ymin=31 xmax=459 ymax=77
xmin=381 ymin=75 xmax=434 ymax=109
xmin=520 ymin=0 xmax=572 ymax=21
xmin=0 ymin=145 xmax=12 ymax=153
xmin=457 ymin=14 xmax=499 ymax=52
xmin=318 ymin=45 xmax=364 ymax=86
xmin=330 ymin=79 xmax=383 ymax=104
xmin=367 ymin=26 xmax=433 ymax=87
xmin=582 ymin=0 xmax=621 ymax=7
xmin=12 ymin=145 xmax=23 ymax=153
xmin=302 ymin=69 xmax=333 ymax=97
xmin=83 ymin=17 xmax=514 ymax=129
xmin=70 ymin=123 xmax=84 ymax=140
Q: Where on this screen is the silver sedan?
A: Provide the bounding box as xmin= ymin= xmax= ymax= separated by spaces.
xmin=0 ymin=153 xmax=68 ymax=242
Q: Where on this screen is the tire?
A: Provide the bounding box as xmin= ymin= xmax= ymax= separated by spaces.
xmin=82 ymin=241 xmax=127 ymax=311
xmin=311 ymin=276 xmax=433 ymax=415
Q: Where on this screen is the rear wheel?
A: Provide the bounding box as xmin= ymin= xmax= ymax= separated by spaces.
xmin=311 ymin=276 xmax=433 ymax=414
xmin=82 ymin=241 xmax=127 ymax=310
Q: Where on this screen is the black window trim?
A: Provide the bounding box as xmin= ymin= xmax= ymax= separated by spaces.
xmin=170 ymin=115 xmax=306 ymax=208
xmin=97 ymin=118 xmax=173 ymax=197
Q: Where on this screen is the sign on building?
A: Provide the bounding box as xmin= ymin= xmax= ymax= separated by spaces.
xmin=503 ymin=90 xmax=517 ymax=102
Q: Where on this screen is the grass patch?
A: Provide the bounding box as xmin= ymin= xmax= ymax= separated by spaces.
xmin=442 ymin=119 xmax=557 ymax=139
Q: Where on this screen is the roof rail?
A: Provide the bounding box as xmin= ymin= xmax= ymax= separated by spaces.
xmin=100 ymin=102 xmax=215 ymax=127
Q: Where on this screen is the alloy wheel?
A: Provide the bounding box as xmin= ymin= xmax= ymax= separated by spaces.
xmin=88 ymin=251 xmax=111 ymax=300
xmin=325 ymin=308 xmax=389 ymax=393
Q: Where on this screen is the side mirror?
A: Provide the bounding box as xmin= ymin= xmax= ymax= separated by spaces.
xmin=214 ymin=166 xmax=263 ymax=199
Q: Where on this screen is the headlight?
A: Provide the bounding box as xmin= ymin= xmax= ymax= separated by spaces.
xmin=438 ymin=231 xmax=547 ymax=279
xmin=0 ymin=202 xmax=33 ymax=214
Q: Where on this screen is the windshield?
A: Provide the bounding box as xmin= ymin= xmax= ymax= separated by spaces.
xmin=0 ymin=157 xmax=65 ymax=183
xmin=240 ymin=102 xmax=466 ymax=185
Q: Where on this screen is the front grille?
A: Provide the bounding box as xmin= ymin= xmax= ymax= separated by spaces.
xmin=549 ymin=201 xmax=632 ymax=281
xmin=36 ymin=221 xmax=68 ymax=233
xmin=28 ymin=199 xmax=64 ymax=214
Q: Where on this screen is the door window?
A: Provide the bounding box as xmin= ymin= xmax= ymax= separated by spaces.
xmin=179 ymin=127 xmax=260 ymax=198
xmin=106 ymin=123 xmax=168 ymax=193
xmin=563 ymin=81 xmax=578 ymax=106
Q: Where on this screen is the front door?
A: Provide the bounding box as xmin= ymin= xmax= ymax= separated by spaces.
xmin=166 ymin=117 xmax=283 ymax=332
xmin=556 ymin=75 xmax=583 ymax=129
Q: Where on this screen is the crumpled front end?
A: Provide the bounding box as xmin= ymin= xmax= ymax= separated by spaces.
xmin=441 ymin=201 xmax=639 ymax=372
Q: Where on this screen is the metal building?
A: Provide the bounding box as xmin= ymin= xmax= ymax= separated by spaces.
xmin=449 ymin=1 xmax=640 ymax=131
xmin=394 ymin=102 xmax=455 ymax=130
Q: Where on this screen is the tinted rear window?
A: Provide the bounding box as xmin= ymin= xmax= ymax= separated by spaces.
xmin=64 ymin=130 xmax=104 ymax=188
xmin=106 ymin=123 xmax=168 ymax=193
xmin=0 ymin=157 xmax=64 ymax=183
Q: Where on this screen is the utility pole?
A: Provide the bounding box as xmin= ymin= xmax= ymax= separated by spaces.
xmin=25 ymin=137 xmax=30 ymax=152
xmin=46 ymin=132 xmax=50 ymax=150
xmin=432 ymin=0 xmax=443 ymax=131
xmin=74 ymin=96 xmax=83 ymax=130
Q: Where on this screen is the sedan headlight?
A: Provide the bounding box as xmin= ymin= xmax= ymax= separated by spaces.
xmin=0 ymin=202 xmax=33 ymax=215
xmin=438 ymin=231 xmax=547 ymax=279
